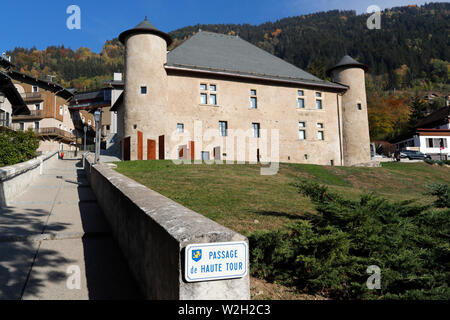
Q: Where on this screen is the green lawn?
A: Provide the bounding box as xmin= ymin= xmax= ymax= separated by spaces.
xmin=114 ymin=160 xmax=450 ymax=236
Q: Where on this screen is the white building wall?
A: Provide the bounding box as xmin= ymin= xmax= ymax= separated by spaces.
xmin=419 ymin=135 xmax=450 ymax=156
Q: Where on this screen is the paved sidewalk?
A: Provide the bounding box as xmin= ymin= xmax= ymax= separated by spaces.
xmin=0 ymin=158 xmax=142 ymax=300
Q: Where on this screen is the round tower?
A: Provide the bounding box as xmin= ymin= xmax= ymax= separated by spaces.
xmin=327 ymin=55 xmax=371 ymax=166
xmin=119 ymin=18 xmax=172 ymax=160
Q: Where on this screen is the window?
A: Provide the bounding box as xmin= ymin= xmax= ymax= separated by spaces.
xmin=20 ymin=123 xmax=24 ymax=131
xmin=34 ymin=122 xmax=40 ymax=129
xmin=318 ymin=131 xmax=324 ymax=141
xmin=32 ymin=86 xmax=38 ymax=93
xmin=141 ymin=86 xmax=147 ymax=94
xmin=35 ymin=103 xmax=41 ymax=110
xmin=210 ymin=94 xmax=217 ymax=105
xmin=177 ymin=123 xmax=184 ymax=133
xmin=250 ymin=90 xmax=257 ymax=109
xmin=297 ymin=90 xmax=305 ymax=108
xmin=252 ymin=123 xmax=260 ymax=138
xmin=219 ymin=121 xmax=228 ymax=137
xmin=200 ymin=93 xmax=208 ymax=105
xmin=316 ymin=99 xmax=323 ymax=110
xmin=200 ymin=83 xmax=217 ymax=105
xmin=299 ymin=122 xmax=306 ymax=140
xmin=316 ymin=92 xmax=323 ymax=110
xmin=299 ymin=130 xmax=306 ymax=140
xmin=250 ymin=97 xmax=257 ymax=109
xmin=357 ymin=103 xmax=362 ymax=110
xmin=427 ymin=138 xmax=448 ymax=148
xmin=317 ymin=123 xmax=324 ymax=129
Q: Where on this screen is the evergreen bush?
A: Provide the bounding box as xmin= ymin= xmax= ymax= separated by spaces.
xmin=249 ymin=181 xmax=450 ymax=300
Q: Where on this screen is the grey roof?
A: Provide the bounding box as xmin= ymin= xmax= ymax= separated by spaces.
xmin=327 ymin=55 xmax=369 ymax=75
xmin=166 ymin=32 xmax=344 ymax=89
xmin=119 ymin=18 xmax=172 ymax=46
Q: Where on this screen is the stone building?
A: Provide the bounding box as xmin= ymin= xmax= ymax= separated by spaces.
xmin=112 ymin=18 xmax=371 ymax=166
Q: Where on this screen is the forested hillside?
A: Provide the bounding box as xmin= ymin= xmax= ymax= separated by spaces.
xmin=5 ymin=2 xmax=449 ymax=141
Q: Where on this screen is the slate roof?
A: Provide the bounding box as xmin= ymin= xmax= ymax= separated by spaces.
xmin=327 ymin=55 xmax=369 ymax=75
xmin=119 ymin=18 xmax=172 ymax=46
xmin=166 ymin=32 xmax=346 ymax=90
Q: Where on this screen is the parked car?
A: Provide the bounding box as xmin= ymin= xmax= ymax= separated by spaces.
xmin=399 ymin=150 xmax=432 ymax=160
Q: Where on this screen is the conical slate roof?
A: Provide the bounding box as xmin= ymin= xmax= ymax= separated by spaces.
xmin=119 ymin=17 xmax=172 ymax=46
xmin=326 ymin=55 xmax=369 ymax=76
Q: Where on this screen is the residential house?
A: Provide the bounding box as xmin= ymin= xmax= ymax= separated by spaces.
xmin=8 ymin=70 xmax=76 ymax=152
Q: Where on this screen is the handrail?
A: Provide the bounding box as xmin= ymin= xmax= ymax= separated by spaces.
xmin=20 ymin=92 xmax=42 ymax=100
xmin=35 ymin=127 xmax=76 ymax=140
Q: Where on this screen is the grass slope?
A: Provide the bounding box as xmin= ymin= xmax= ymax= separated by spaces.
xmin=115 ymin=161 xmax=450 ymax=236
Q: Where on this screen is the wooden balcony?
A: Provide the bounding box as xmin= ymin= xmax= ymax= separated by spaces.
xmin=21 ymin=92 xmax=43 ymax=102
xmin=35 ymin=127 xmax=76 ymax=143
xmin=12 ymin=110 xmax=44 ymax=120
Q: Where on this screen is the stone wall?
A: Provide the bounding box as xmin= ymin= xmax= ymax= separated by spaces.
xmin=83 ymin=154 xmax=250 ymax=300
xmin=0 ymin=151 xmax=58 ymax=207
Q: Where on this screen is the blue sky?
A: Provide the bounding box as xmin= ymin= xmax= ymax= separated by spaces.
xmin=0 ymin=0 xmax=439 ymax=53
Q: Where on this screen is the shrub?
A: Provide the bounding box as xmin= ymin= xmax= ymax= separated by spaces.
xmin=426 ymin=183 xmax=450 ymax=208
xmin=0 ymin=128 xmax=40 ymax=167
xmin=424 ymin=159 xmax=450 ymax=166
xmin=249 ymin=181 xmax=450 ymax=300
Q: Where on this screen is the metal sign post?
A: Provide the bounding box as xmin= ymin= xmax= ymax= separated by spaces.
xmin=94 ymin=110 xmax=102 ymax=164
xmin=83 ymin=125 xmax=87 ymax=152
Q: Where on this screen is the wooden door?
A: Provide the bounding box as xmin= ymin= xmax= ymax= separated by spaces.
xmin=147 ymin=139 xmax=156 ymax=160
xmin=189 ymin=141 xmax=195 ymax=160
xmin=158 ymin=135 xmax=165 ymax=160
xmin=137 ymin=131 xmax=143 ymax=160
xmin=124 ymin=137 xmax=131 ymax=161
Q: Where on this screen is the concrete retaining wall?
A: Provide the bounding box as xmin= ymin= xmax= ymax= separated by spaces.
xmin=83 ymin=155 xmax=250 ymax=300
xmin=0 ymin=152 xmax=58 ymax=207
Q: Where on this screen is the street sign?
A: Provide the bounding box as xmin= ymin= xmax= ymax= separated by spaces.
xmin=185 ymin=241 xmax=248 ymax=283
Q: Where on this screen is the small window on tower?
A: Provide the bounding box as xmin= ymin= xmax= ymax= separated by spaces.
xmin=141 ymin=86 xmax=147 ymax=94
xmin=357 ymin=103 xmax=362 ymax=110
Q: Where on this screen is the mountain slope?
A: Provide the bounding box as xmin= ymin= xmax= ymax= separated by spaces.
xmin=6 ymin=2 xmax=449 ymax=91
